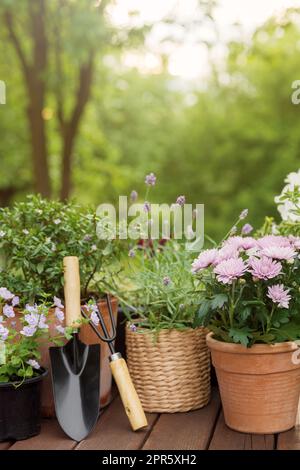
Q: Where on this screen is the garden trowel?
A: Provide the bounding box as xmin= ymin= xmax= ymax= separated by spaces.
xmin=50 ymin=256 xmax=100 ymax=441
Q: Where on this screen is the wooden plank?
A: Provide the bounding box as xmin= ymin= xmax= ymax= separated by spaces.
xmin=9 ymin=420 xmax=76 ymax=451
xmin=76 ymin=396 xmax=158 ymax=450
xmin=277 ymin=400 xmax=300 ymax=450
xmin=142 ymin=388 xmax=220 ymax=450
xmin=0 ymin=441 xmax=12 ymax=450
xmin=209 ymin=412 xmax=274 ymax=450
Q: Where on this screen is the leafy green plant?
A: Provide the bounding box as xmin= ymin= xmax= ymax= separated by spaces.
xmin=0 ymin=195 xmax=123 ymax=304
xmin=119 ymin=240 xmax=200 ymax=332
xmin=193 ymin=213 xmax=300 ymax=346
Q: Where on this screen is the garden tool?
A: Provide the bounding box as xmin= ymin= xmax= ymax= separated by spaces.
xmin=81 ymin=294 xmax=148 ymax=431
xmin=50 ymin=256 xmax=100 ymax=441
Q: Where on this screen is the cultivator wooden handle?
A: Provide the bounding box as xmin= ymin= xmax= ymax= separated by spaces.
xmin=63 ymin=256 xmax=82 ymax=327
xmin=110 ymin=353 xmax=148 ymax=431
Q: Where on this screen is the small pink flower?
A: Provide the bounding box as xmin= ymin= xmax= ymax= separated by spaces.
xmin=249 ymin=256 xmax=282 ymax=280
xmin=261 ymin=245 xmax=297 ymax=261
xmin=267 ymin=284 xmax=291 ymax=309
xmin=214 ymin=258 xmax=247 ymax=284
xmin=192 ymin=249 xmax=219 ymax=272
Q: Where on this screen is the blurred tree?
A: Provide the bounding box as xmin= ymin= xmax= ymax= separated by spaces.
xmin=1 ymin=0 xmax=144 ymax=198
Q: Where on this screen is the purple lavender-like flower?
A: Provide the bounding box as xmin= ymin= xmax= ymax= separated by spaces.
xmin=56 ymin=325 xmax=65 ymax=335
xmin=130 ymin=190 xmax=138 ymax=202
xmin=261 ymin=246 xmax=297 ymax=261
xmin=214 ymin=258 xmax=247 ymax=284
xmin=242 ymin=223 xmax=253 ymax=235
xmin=128 ymin=249 xmax=135 ymax=258
xmin=129 ymin=323 xmax=137 ymax=332
xmin=53 ymin=296 xmax=64 ymax=309
xmin=239 ymin=209 xmax=249 ymax=220
xmin=27 ymin=359 xmax=40 ymax=370
xmin=55 ymin=307 xmax=64 ymax=323
xmin=267 ymin=284 xmax=291 ymax=309
xmin=91 ymin=311 xmax=100 ymax=326
xmin=176 ymin=195 xmax=186 ymax=207
xmin=249 ymin=256 xmax=282 ymax=280
xmin=230 ymin=226 xmax=238 ymax=235
xmin=0 ymin=288 xmax=14 ymax=301
xmin=145 ymin=173 xmax=156 ymax=186
xmin=163 ymin=276 xmax=171 ymax=286
xmin=192 ymin=249 xmax=219 ymax=273
xmin=0 ymin=324 xmax=9 ymax=341
xmin=3 ymin=304 xmax=15 ymax=318
xmin=11 ymin=296 xmax=19 ymax=307
xmin=24 ymin=312 xmax=39 ymax=327
xmin=143 ymin=201 xmax=151 ymax=213
xmin=83 ymin=234 xmax=92 ymax=242
xmin=20 ymin=325 xmax=37 ymax=337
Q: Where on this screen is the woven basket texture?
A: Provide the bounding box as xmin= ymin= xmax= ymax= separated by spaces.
xmin=126 ymin=325 xmax=211 ymax=413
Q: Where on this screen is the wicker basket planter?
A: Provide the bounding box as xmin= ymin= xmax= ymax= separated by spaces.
xmin=126 ymin=324 xmax=211 ymax=413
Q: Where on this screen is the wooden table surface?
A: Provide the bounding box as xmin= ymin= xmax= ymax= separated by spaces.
xmin=1 ymin=388 xmax=299 ymax=451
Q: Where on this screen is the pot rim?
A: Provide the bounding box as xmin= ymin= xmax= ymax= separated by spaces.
xmin=206 ymin=332 xmax=299 ymax=354
xmin=0 ymin=367 xmax=48 ymax=389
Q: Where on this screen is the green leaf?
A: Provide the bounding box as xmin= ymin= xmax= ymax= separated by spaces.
xmin=229 ymin=327 xmax=253 ymax=347
xmin=211 ymin=294 xmax=228 ymax=310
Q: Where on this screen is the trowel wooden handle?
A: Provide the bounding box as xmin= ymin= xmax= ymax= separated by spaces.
xmin=63 ymin=256 xmax=82 ymax=327
xmin=110 ymin=355 xmax=148 ymax=431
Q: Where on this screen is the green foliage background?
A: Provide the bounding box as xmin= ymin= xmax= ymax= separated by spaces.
xmin=1 ymin=3 xmax=300 ymax=240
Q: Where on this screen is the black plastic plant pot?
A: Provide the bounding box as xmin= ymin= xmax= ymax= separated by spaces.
xmin=0 ymin=368 xmax=48 ymax=442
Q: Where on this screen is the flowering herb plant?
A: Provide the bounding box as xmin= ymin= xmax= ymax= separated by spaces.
xmin=193 ymin=211 xmax=300 ymax=346
xmin=0 ymin=195 xmax=122 ymax=304
xmin=0 ymin=289 xmax=76 ymax=385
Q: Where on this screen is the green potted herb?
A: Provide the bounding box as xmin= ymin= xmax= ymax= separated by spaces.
xmin=193 ymin=211 xmax=300 ymax=434
xmin=120 ymin=239 xmax=211 ymax=413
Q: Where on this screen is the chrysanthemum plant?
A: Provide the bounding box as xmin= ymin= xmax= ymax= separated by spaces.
xmin=193 ymin=210 xmax=300 ymax=346
xmin=0 ymin=289 xmax=78 ymax=385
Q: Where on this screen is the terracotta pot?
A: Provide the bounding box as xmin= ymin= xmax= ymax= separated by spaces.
xmin=9 ymin=298 xmax=118 ymax=417
xmin=207 ymin=332 xmax=300 ymax=434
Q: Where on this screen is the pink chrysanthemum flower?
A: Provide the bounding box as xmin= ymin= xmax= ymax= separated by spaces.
xmin=217 ymin=244 xmax=240 ymax=262
xmin=289 ymin=236 xmax=300 ymax=250
xmin=267 ymin=284 xmax=291 ymax=309
xmin=214 ymin=258 xmax=247 ymax=284
xmin=257 ymin=235 xmax=290 ymax=249
xmin=261 ymin=245 xmax=297 ymax=261
xmin=223 ymin=236 xmax=257 ymax=252
xmin=192 ymin=249 xmax=218 ymax=272
xmin=249 ymin=256 xmax=282 ymax=280
xmin=240 ymin=237 xmax=257 ymax=250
